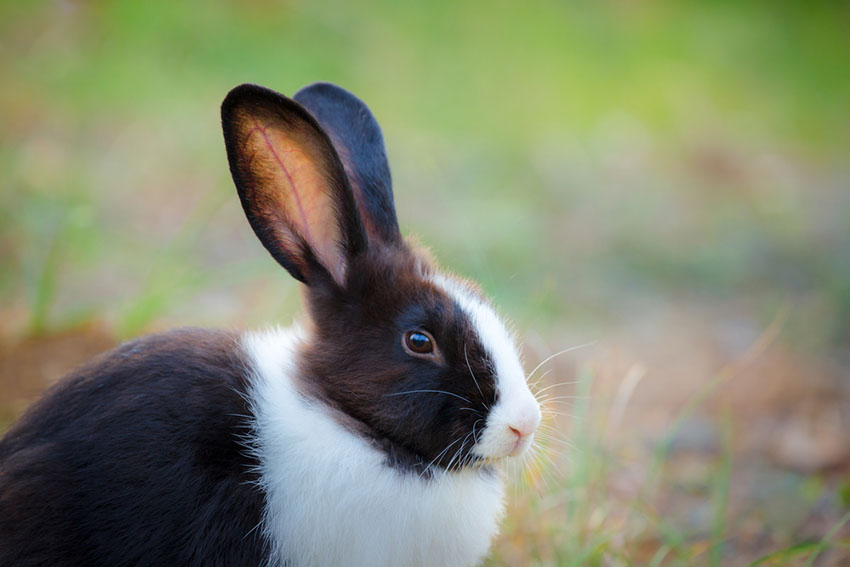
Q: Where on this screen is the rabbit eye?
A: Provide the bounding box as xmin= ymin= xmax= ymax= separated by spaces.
xmin=404 ymin=330 xmax=435 ymax=356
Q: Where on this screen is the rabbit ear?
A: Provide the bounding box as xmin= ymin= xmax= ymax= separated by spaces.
xmin=293 ymin=83 xmax=402 ymax=246
xmin=222 ymin=84 xmax=366 ymax=288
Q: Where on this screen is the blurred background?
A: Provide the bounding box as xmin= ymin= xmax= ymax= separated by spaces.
xmin=1 ymin=1 xmax=848 ymax=565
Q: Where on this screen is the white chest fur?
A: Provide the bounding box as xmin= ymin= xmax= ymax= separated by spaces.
xmin=243 ymin=328 xmax=506 ymax=567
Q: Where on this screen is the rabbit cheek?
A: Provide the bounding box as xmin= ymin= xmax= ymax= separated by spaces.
xmin=429 ymin=273 xmax=541 ymax=461
xmin=471 ymin=348 xmax=541 ymax=459
xmin=475 ymin=381 xmax=540 ymax=459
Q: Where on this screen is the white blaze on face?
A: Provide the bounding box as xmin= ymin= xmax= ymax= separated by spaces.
xmin=430 ymin=275 xmax=541 ymax=460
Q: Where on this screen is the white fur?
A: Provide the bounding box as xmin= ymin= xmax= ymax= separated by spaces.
xmin=242 ymin=326 xmax=506 ymax=567
xmin=429 ymin=275 xmax=541 ymax=459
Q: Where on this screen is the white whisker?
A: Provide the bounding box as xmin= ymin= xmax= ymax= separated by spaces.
xmin=536 ymin=394 xmax=588 ymax=402
xmin=464 ymin=345 xmax=486 ymax=406
xmin=420 ymin=436 xmax=463 ymax=479
xmin=540 ymin=408 xmax=577 ymax=419
xmin=385 ymin=389 xmax=471 ymax=404
xmin=528 ymin=368 xmax=554 ymax=390
xmin=526 ymin=341 xmax=597 ymax=381
xmin=533 ymin=380 xmax=582 ymax=396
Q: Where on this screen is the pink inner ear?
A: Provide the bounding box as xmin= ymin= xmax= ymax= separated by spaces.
xmin=239 ymin=117 xmax=346 ymax=286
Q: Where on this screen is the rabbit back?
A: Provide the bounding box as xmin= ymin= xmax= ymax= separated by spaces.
xmin=0 ymin=328 xmax=269 ymax=567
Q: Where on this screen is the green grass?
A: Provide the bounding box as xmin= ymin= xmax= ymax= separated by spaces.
xmin=486 ymin=357 xmax=849 ymax=566
xmin=2 ymin=0 xmax=849 ymax=337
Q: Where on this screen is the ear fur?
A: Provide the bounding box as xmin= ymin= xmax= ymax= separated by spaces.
xmin=294 ymin=83 xmax=401 ymax=246
xmin=221 ymin=83 xmax=366 ymax=287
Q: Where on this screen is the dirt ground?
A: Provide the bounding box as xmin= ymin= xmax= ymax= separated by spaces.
xmin=492 ymin=301 xmax=850 ymax=566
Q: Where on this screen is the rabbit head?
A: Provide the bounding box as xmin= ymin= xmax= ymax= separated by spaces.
xmin=221 ymin=83 xmax=540 ymax=474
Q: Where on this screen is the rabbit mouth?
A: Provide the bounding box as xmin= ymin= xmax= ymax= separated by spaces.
xmin=456 ymin=425 xmax=538 ymax=469
xmin=510 ymin=430 xmax=538 ymax=456
xmin=473 ymin=431 xmax=537 ymax=462
xmin=465 ymin=437 xmax=536 ymax=468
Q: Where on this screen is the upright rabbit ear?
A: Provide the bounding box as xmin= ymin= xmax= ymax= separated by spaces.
xmin=221 ymin=84 xmax=366 ymax=288
xmin=293 ymin=83 xmax=402 ymax=246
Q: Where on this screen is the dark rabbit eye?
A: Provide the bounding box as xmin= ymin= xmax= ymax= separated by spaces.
xmin=403 ymin=330 xmax=435 ymax=355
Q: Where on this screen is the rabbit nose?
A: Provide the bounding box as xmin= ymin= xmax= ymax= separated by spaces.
xmin=508 ymin=418 xmax=537 ymax=440
xmin=507 ymin=400 xmax=541 ymax=439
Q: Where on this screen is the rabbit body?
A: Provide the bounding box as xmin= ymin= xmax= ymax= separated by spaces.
xmin=0 ymin=82 xmax=540 ymax=567
xmin=0 ymin=327 xmax=503 ymax=567
xmin=0 ymin=329 xmax=269 ymax=566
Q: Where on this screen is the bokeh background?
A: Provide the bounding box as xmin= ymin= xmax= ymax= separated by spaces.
xmin=1 ymin=1 xmax=849 ymax=565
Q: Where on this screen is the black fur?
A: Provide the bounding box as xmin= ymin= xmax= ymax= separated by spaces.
xmin=301 ymin=247 xmax=499 ymax=476
xmin=0 ymin=329 xmax=269 ymax=567
xmin=293 ymin=82 xmax=401 ymax=246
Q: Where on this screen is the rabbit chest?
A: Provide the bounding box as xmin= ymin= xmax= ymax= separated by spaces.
xmin=244 ymin=327 xmax=507 ymax=567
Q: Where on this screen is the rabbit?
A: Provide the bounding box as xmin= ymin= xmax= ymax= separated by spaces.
xmin=0 ymin=82 xmax=542 ymax=567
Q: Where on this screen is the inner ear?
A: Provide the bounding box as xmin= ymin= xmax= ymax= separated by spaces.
xmin=222 ymin=84 xmax=366 ymax=287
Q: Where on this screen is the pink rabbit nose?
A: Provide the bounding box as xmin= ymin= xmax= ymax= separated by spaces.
xmin=508 ymin=424 xmax=532 ymax=440
xmin=507 ymin=420 xmax=537 ymax=454
xmin=508 ymin=410 xmax=540 ymax=440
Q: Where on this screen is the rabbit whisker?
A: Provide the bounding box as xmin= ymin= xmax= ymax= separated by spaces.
xmin=536 ymin=395 xmax=588 ymax=403
xmin=464 ymin=345 xmax=488 ymax=409
xmin=528 ymin=368 xmax=555 ymax=391
xmin=459 ymin=407 xmax=484 ymax=416
xmin=420 ymin=436 xmax=464 ymax=479
xmin=540 ymin=408 xmax=577 ymax=420
xmin=448 ymin=432 xmax=474 ymax=472
xmin=526 ymin=341 xmax=596 ymax=381
xmin=532 ymin=379 xmax=582 ymax=396
xmin=385 ymin=389 xmax=471 ymax=404
xmin=472 ymin=418 xmax=483 ymax=446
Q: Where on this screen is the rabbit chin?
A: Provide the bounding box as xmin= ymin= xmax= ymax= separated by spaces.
xmin=474 ymin=428 xmax=538 ymax=462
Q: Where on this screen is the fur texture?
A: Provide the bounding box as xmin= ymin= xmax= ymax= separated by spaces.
xmin=0 ymin=82 xmax=540 ymax=567
xmin=0 ymin=329 xmax=269 ymax=567
xmin=244 ymin=326 xmax=505 ymax=567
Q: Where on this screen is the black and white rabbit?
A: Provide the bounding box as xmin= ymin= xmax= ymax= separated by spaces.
xmin=0 ymin=83 xmax=541 ymax=566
